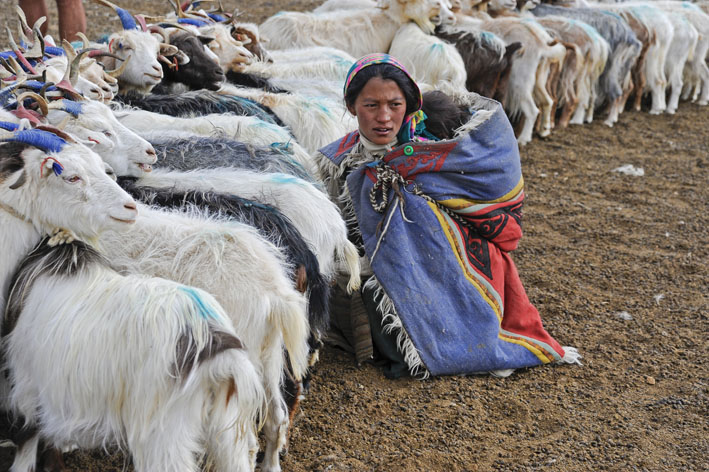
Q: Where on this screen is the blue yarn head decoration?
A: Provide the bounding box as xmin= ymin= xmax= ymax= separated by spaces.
xmin=0 ymin=121 xmax=20 ymax=131
xmin=177 ymin=18 xmax=210 ymax=27
xmin=115 ymin=6 xmax=139 ymax=30
xmin=54 ymin=99 xmax=84 ymax=117
xmin=1 ymin=129 xmax=68 ymax=153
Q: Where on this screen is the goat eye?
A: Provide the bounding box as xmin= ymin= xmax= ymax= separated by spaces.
xmin=65 ymin=175 xmax=82 ymax=183
xmin=103 ymin=131 xmax=112 ymax=138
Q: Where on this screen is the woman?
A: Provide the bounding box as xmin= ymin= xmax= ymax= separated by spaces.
xmin=316 ymin=53 xmax=580 ymax=378
xmin=19 ymin=0 xmax=87 ymax=43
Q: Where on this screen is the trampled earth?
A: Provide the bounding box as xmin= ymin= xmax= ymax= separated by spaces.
xmin=0 ymin=1 xmax=706 ymax=470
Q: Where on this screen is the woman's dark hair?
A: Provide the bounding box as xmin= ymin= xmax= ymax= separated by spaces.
xmin=344 ymin=63 xmax=420 ymax=115
xmin=421 ymin=91 xmax=471 ymax=140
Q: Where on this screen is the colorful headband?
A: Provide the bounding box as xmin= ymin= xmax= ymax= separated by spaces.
xmin=343 ymin=53 xmax=426 ymax=143
xmin=343 ymin=53 xmax=422 ymax=110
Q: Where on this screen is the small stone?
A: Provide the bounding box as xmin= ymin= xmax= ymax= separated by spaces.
xmin=616 ymin=311 xmax=633 ymax=321
xmin=645 ymin=376 xmax=656 ymax=385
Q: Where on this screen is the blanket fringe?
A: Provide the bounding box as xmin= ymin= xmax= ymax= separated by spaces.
xmin=560 ymin=346 xmax=583 ymax=366
xmin=365 ymin=277 xmax=430 ymax=379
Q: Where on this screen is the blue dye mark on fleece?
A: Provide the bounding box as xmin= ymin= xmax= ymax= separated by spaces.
xmin=180 ymin=286 xmax=218 ymax=320
xmin=269 ymin=172 xmax=306 ymax=186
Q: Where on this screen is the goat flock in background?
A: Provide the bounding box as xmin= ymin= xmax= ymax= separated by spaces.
xmin=0 ymin=0 xmax=707 ymax=470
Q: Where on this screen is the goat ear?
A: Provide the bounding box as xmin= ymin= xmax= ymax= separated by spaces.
xmin=198 ymin=35 xmax=216 ymax=45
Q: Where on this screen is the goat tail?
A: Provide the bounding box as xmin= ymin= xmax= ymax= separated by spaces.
xmin=270 ymin=291 xmax=310 ymax=381
xmin=339 ymin=239 xmax=362 ymax=293
xmin=202 ymin=349 xmax=266 ymax=469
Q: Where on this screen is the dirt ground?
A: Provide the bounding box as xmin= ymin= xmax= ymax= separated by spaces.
xmin=1 ymin=1 xmax=707 ymax=471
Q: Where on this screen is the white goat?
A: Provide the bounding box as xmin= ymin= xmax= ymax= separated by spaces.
xmin=388 ymin=17 xmax=467 ymax=93
xmin=0 ymin=131 xmax=264 ymax=472
xmin=96 ymin=203 xmax=310 ymax=472
xmin=218 ymin=82 xmax=358 ymax=154
xmin=480 ymin=16 xmax=567 ymax=144
xmin=259 ymin=0 xmax=442 ymax=57
xmin=43 ymin=98 xmax=158 ymax=177
xmin=111 ymin=106 xmax=317 ymax=174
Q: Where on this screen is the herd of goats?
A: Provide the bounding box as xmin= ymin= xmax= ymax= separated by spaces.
xmin=0 ymin=0 xmax=706 ymax=470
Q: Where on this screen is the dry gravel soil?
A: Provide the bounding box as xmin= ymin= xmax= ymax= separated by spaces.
xmin=1 ymin=1 xmax=707 ymax=470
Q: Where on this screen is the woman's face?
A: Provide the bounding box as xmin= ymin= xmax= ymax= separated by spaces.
xmin=348 ymin=76 xmax=407 ymax=145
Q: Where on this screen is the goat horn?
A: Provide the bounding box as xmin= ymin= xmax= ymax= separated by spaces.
xmin=62 ymin=39 xmax=77 ymax=61
xmin=17 ymin=21 xmax=31 ymax=50
xmin=15 ymin=91 xmax=49 ymax=116
xmin=21 ymin=25 xmax=45 ymax=60
xmin=35 ymin=124 xmax=77 ymax=143
xmin=15 ymin=6 xmax=33 ymax=36
xmin=32 ymin=16 xmax=47 ymax=34
xmin=25 ymin=26 xmax=46 ymax=60
xmin=104 ymin=54 xmax=131 ymax=78
xmin=55 ymin=114 xmax=72 ymax=130
xmin=134 ymin=14 xmax=148 ymax=32
xmin=77 ymin=32 xmax=91 ymax=50
xmin=88 ymin=50 xmax=124 ymax=61
xmin=6 ymin=27 xmax=38 ymax=75
xmin=7 ymin=57 xmax=27 ymax=81
xmin=169 ymin=0 xmax=188 ymax=18
xmin=148 ymin=25 xmax=171 ymax=43
xmin=0 ymin=128 xmax=68 ymax=152
xmin=9 ymin=170 xmax=27 ymax=190
xmin=0 ymin=80 xmax=26 ymax=107
xmin=90 ymin=0 xmax=138 ymax=30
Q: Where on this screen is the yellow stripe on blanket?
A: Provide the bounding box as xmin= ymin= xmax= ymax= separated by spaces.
xmin=437 ymin=177 xmax=525 ymax=209
xmin=428 ymin=201 xmax=502 ymax=322
xmin=499 ymin=333 xmax=556 ymax=364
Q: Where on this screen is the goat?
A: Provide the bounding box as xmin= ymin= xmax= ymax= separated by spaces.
xmin=593 ymin=3 xmax=673 ymax=115
xmin=37 ymin=97 xmax=158 ymax=177
xmin=530 ymin=3 xmax=642 ymax=126
xmin=94 ymin=202 xmax=310 ymax=472
xmin=652 ymin=1 xmax=709 ymax=106
xmin=110 ymin=105 xmax=315 ymax=170
xmin=0 ymin=129 xmax=264 ymax=471
xmin=113 ymin=89 xmax=286 ymax=128
xmin=148 ymin=136 xmax=317 ymax=182
xmin=434 ymin=24 xmax=522 ymax=102
xmin=660 ymin=9 xmax=698 ymax=114
xmin=388 ymin=21 xmax=468 ymax=93
xmin=157 ymin=29 xmax=226 ymax=92
xmin=478 ymin=16 xmax=567 ymax=144
xmin=259 ymin=0 xmax=442 ymax=57
xmin=218 ymin=82 xmax=358 ymax=154
xmin=90 ymin=0 xmax=185 ymax=93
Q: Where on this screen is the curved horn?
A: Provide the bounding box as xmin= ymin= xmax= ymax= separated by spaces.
xmin=17 ymin=21 xmax=31 ymax=49
xmin=148 ymin=25 xmax=171 ymax=43
xmin=169 ymin=0 xmax=189 ymax=18
xmin=134 ymin=14 xmax=148 ymax=32
xmin=47 ymin=98 xmax=84 ymax=117
xmin=77 ymin=32 xmax=91 ymax=50
xmin=15 ymin=91 xmax=49 ymax=116
xmin=104 ymin=54 xmax=131 ymax=78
